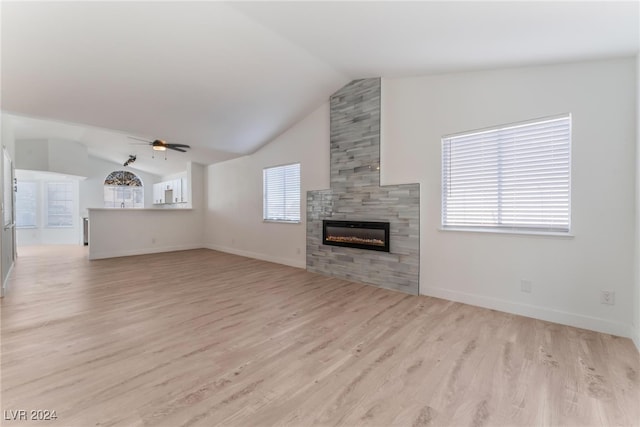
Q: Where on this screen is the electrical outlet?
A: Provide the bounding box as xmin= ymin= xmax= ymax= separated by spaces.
xmin=520 ymin=280 xmax=532 ymax=293
xmin=296 ymin=248 xmax=301 ymax=255
xmin=151 ymin=237 xmax=156 ymax=244
xmin=601 ymin=290 xmax=615 ymax=305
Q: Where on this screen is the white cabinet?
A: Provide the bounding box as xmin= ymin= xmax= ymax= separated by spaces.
xmin=173 ymin=179 xmax=182 ymax=203
xmin=152 ymin=178 xmax=187 ymax=205
xmin=152 ymin=183 xmax=163 ymax=204
xmin=180 ymin=178 xmax=187 ymax=203
xmin=163 ymin=181 xmax=173 ymax=204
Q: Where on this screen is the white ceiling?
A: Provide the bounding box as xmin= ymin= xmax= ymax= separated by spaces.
xmin=234 ymin=1 xmax=640 ymax=76
xmin=2 ymin=1 xmax=638 ymax=176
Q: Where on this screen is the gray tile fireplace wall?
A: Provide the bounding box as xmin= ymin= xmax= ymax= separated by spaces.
xmin=306 ymin=78 xmax=420 ymax=294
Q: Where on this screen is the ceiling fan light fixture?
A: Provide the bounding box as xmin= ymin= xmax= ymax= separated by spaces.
xmin=128 ymin=136 xmax=189 ymax=153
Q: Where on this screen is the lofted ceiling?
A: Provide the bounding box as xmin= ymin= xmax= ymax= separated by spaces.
xmin=2 ymin=1 xmax=638 ymax=176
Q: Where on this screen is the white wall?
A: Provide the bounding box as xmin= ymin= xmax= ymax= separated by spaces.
xmin=161 ymin=171 xmax=187 ymax=182
xmin=88 ymin=162 xmax=205 ymax=259
xmin=16 ymin=139 xmax=88 ymax=177
xmin=383 ymin=57 xmax=636 ymax=337
xmin=634 ymin=53 xmax=640 ymax=351
xmin=88 ymin=209 xmax=200 ymax=259
xmin=48 ymin=139 xmax=88 ymax=177
xmin=205 ymin=104 xmax=330 ymax=268
xmin=15 ymin=139 xmax=48 ymax=171
xmin=79 ymin=155 xmax=161 ymax=215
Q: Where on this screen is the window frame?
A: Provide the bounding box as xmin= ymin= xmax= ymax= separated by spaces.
xmin=441 ymin=114 xmax=572 ymax=236
xmin=15 ymin=180 xmax=38 ymax=229
xmin=263 ymin=162 xmax=301 ymax=224
xmin=103 ymin=186 xmax=144 ymax=209
xmin=103 ymin=171 xmax=145 ymax=209
xmin=46 ymin=181 xmax=75 ymax=229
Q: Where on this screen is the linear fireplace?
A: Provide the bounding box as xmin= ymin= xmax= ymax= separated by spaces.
xmin=323 ymin=220 xmax=390 ymax=252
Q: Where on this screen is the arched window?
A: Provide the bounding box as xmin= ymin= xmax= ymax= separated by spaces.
xmin=103 ymin=171 xmax=144 ymax=208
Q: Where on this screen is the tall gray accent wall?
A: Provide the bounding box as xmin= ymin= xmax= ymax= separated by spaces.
xmin=307 ymin=78 xmax=420 ymax=294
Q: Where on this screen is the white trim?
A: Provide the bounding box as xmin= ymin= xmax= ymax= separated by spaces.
xmin=204 ymin=243 xmax=305 ymax=269
xmin=438 ymin=227 xmax=574 ymax=238
xmin=1 ymin=262 xmax=14 ymax=297
xmin=88 ymin=243 xmax=203 ymax=260
xmin=263 ymin=162 xmax=301 ymax=223
xmin=261 ymin=161 xmax=301 ymax=171
xmin=442 ymin=113 xmax=572 ymax=140
xmin=87 ymin=208 xmax=193 ymax=211
xmin=421 ymin=285 xmax=633 ymax=339
xmin=633 ymin=328 xmax=640 ymax=353
xmin=441 ymin=114 xmax=571 ymax=233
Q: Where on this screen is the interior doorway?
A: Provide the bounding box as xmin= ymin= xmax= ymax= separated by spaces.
xmin=2 ymin=147 xmax=16 ymax=297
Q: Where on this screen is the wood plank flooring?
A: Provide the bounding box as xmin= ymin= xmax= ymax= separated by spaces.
xmin=1 ymin=246 xmax=638 ymax=426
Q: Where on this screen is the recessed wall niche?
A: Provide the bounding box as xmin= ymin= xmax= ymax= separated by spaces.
xmin=306 ymin=78 xmax=420 ymax=294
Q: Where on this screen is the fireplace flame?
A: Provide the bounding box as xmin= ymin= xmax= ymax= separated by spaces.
xmin=326 ymin=235 xmax=385 ymax=246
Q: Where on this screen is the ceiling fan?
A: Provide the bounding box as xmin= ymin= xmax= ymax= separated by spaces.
xmin=128 ymin=136 xmax=191 ymax=152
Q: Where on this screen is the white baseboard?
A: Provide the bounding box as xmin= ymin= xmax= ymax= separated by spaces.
xmin=1 ymin=261 xmax=14 ymax=297
xmin=421 ymin=285 xmax=633 ymax=339
xmin=89 ymin=244 xmax=204 ymax=260
xmin=204 ymin=243 xmax=306 ymax=269
xmin=633 ymin=329 xmax=640 ymax=353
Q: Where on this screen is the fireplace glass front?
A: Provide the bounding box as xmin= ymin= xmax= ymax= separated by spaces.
xmin=322 ymin=220 xmax=390 ymax=252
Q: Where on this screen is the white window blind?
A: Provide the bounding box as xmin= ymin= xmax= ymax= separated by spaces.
xmin=47 ymin=182 xmax=74 ymax=228
xmin=442 ymin=115 xmax=571 ymax=233
xmin=16 ymin=181 xmax=37 ymax=228
xmin=263 ymin=163 xmax=300 ymax=222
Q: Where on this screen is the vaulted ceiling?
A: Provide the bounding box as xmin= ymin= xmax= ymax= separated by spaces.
xmin=2 ymin=1 xmax=638 ymax=175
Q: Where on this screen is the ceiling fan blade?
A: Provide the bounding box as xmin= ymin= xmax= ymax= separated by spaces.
xmin=128 ymin=136 xmax=152 ymax=143
xmin=167 ymin=143 xmax=191 ymax=148
xmin=168 ymin=147 xmax=187 ymax=152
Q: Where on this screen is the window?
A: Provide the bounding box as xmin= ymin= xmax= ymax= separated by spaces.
xmin=104 ymin=171 xmax=144 ymax=208
xmin=263 ymin=163 xmax=301 ymax=222
xmin=442 ymin=115 xmax=571 ymax=234
xmin=16 ymin=181 xmax=37 ymax=228
xmin=47 ymin=182 xmax=74 ymax=228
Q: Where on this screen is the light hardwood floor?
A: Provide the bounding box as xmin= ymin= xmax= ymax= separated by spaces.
xmin=1 ymin=246 xmax=638 ymax=426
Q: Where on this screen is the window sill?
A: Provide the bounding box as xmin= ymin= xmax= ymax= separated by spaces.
xmin=438 ymin=227 xmax=574 ymax=238
xmin=263 ymin=219 xmax=301 ymax=225
xmin=16 ymin=226 xmax=38 ymax=229
xmin=89 ymin=208 xmax=192 ymax=211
